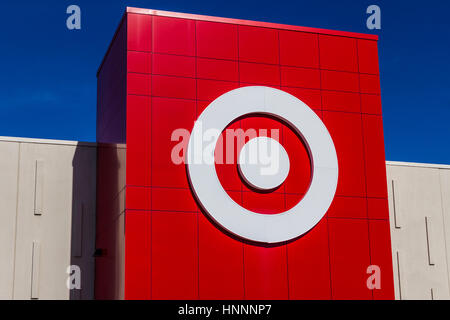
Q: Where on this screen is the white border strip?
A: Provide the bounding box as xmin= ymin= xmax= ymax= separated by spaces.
xmin=387 ymin=161 xmax=450 ymax=170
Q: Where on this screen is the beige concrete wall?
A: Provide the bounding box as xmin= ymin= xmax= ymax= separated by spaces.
xmin=0 ymin=137 xmax=96 ymax=300
xmin=387 ymin=161 xmax=450 ymax=300
xmin=0 ymin=141 xmax=20 ymax=299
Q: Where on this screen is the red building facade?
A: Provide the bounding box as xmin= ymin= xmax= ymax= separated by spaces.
xmin=96 ymin=7 xmax=394 ymax=300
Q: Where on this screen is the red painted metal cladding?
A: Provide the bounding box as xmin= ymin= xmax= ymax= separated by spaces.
xmin=96 ymin=7 xmax=394 ymax=300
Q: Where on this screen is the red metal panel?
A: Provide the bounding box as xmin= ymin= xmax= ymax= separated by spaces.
xmin=151 ymin=97 xmax=196 ymax=188
xmin=360 ymin=74 xmax=381 ymax=95
xmin=279 ymin=30 xmax=319 ymax=68
xmin=322 ymin=91 xmax=361 ymax=113
xmin=151 ymin=188 xmax=198 ymax=212
xmin=215 ymin=160 xmax=240 ymax=192
xmin=152 ymin=53 xmax=196 ymax=78
xmin=126 ymin=186 xmax=151 ymax=210
xmin=319 ymin=35 xmax=358 ymax=72
xmin=242 ymin=191 xmax=285 ymax=215
xmin=281 ymin=87 xmax=322 ymax=110
xmin=196 ymin=20 xmax=238 ymax=60
xmin=363 ymin=115 xmax=388 ymax=198
xmin=367 ymin=198 xmax=389 ymax=220
xmin=198 ymin=212 xmax=244 ymax=299
xmin=152 ymin=16 xmax=195 ymax=56
xmin=239 ymin=62 xmax=280 ymax=86
xmin=151 ymin=211 xmax=198 ymax=299
xmin=369 ymin=220 xmax=395 ymax=300
xmin=323 ymin=111 xmax=366 ymax=197
xmin=222 ymin=189 xmax=243 ymax=205
xmin=321 ymin=70 xmax=359 ymax=92
xmin=327 ymin=196 xmax=367 ymax=219
xmin=197 ymin=79 xmax=240 ymax=101
xmin=328 ymin=218 xmax=372 ymax=300
xmin=152 ymin=75 xmax=196 ymax=100
xmin=357 ymin=39 xmax=380 ymax=75
xmin=238 ymin=25 xmax=279 ymax=64
xmin=280 ymin=66 xmax=321 ymax=89
xmin=285 ymin=193 xmax=304 ymax=210
xmin=127 ymin=51 xmax=151 ymax=74
xmin=197 ymin=58 xmax=239 ymax=82
xmin=361 ymin=94 xmax=382 ymax=115
xmin=244 ymin=244 xmax=289 ymax=299
xmin=126 ymin=94 xmax=151 ymax=186
xmin=288 ymin=219 xmax=331 ymax=299
xmin=196 ymin=100 xmax=210 ymax=116
xmin=127 ymin=73 xmax=151 ymax=96
xmin=127 ymin=13 xmax=152 ymax=52
xmin=125 ymin=210 xmax=151 ymax=299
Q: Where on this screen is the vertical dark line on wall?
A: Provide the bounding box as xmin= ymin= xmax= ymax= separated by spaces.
xmin=391 ymin=180 xmax=400 ymax=228
xmin=425 ymin=217 xmax=433 ymax=266
xmin=396 ymin=251 xmax=402 ymax=300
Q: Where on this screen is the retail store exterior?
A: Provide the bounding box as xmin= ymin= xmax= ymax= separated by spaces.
xmin=0 ymin=7 xmax=449 ymax=300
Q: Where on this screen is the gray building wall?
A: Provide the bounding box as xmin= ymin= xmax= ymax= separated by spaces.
xmin=0 ymin=137 xmax=96 ymax=300
xmin=387 ymin=161 xmax=450 ymax=300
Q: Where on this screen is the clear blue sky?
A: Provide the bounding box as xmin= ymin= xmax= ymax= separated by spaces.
xmin=0 ymin=0 xmax=448 ymax=164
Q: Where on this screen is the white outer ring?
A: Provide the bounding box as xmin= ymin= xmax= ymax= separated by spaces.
xmin=187 ymin=86 xmax=338 ymax=244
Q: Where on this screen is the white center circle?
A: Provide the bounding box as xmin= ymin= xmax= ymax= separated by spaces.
xmin=238 ymin=137 xmax=290 ymax=191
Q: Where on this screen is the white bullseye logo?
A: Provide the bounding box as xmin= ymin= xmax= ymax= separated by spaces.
xmin=186 ymin=86 xmax=338 ymax=244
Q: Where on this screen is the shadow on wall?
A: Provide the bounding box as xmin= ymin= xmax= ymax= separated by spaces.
xmin=90 ymin=143 xmax=126 ymax=300
xmin=69 ymin=143 xmax=98 ymax=300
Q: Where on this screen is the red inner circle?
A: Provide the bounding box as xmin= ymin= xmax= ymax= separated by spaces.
xmin=214 ymin=115 xmax=312 ymax=214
